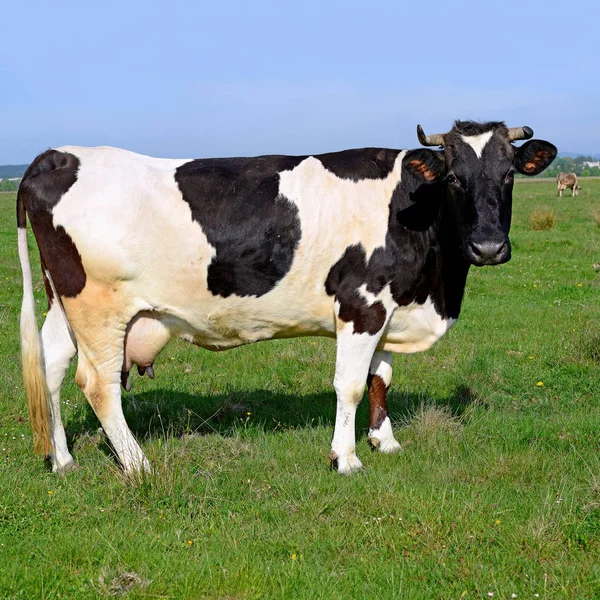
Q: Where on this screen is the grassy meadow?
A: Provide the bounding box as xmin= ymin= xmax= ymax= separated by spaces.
xmin=1 ymin=180 xmax=600 ymax=599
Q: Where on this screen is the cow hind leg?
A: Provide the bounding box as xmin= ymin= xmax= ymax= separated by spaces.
xmin=41 ymin=302 xmax=77 ymax=473
xmin=367 ymin=351 xmax=401 ymax=454
xmin=64 ymin=287 xmax=150 ymax=473
xmin=75 ymin=344 xmax=150 ymax=473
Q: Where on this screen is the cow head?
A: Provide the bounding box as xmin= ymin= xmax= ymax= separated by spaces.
xmin=407 ymin=121 xmax=557 ymax=266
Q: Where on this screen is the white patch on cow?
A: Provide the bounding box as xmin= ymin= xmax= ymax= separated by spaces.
xmin=357 ymin=283 xmax=397 ymax=314
xmin=279 ymin=152 xmax=406 ymax=262
xmin=368 ymin=350 xmax=393 ymax=386
xmin=461 ymin=130 xmax=493 ymax=159
xmin=370 ymin=416 xmax=401 ymax=453
xmin=381 ymin=296 xmax=455 ymax=353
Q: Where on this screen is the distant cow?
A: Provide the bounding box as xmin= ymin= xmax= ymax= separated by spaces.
xmin=557 ymin=172 xmax=580 ymax=196
xmin=17 ymin=120 xmax=556 ymax=475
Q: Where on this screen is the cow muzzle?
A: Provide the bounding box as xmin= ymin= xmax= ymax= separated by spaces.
xmin=465 ymin=238 xmax=511 ymax=266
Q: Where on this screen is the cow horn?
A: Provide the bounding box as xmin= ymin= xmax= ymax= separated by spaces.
xmin=416 ymin=125 xmax=445 ymax=147
xmin=507 ymin=126 xmax=534 ymax=141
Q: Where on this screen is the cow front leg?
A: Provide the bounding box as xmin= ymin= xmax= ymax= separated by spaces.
xmin=367 ymin=351 xmax=401 ymax=453
xmin=330 ymin=309 xmax=391 ymax=475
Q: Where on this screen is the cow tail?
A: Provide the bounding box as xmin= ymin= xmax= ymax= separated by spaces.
xmin=17 ymin=189 xmax=53 ymax=456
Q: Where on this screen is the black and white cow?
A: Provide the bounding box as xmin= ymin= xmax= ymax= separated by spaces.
xmin=17 ymin=121 xmax=556 ymax=475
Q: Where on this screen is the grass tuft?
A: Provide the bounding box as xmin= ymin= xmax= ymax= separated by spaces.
xmin=529 ymin=209 xmax=556 ymax=230
xmin=592 ymin=208 xmax=600 ymax=227
xmin=575 ymin=320 xmax=600 ymax=364
xmin=402 ymin=403 xmax=462 ymax=442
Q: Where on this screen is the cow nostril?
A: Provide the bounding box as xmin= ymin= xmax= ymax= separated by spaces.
xmin=470 ymin=241 xmax=507 ymax=260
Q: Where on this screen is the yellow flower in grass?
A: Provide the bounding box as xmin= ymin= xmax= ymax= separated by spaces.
xmin=536 ymin=381 xmax=544 ymax=387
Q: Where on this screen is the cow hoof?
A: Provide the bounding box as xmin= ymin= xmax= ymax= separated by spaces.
xmin=331 ymin=453 xmax=364 ymax=475
xmin=123 ymin=455 xmax=152 ymax=476
xmin=368 ymin=419 xmax=401 ymax=454
xmin=53 ymin=459 xmax=79 ymax=475
xmin=378 ymin=437 xmax=402 ymax=454
xmin=368 ymin=436 xmax=380 ymax=449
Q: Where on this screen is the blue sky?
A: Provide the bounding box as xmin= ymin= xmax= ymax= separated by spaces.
xmin=2 ymin=0 xmax=598 ymax=163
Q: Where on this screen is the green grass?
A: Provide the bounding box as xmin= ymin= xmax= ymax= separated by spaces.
xmin=1 ymin=181 xmax=600 ymax=599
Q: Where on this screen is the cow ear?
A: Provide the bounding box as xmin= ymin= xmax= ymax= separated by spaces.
xmin=514 ymin=140 xmax=557 ymax=176
xmin=404 ymin=149 xmax=445 ymax=183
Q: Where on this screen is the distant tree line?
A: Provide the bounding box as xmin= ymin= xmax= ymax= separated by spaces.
xmin=0 ymin=179 xmax=20 ymax=192
xmin=540 ymin=156 xmax=600 ymax=178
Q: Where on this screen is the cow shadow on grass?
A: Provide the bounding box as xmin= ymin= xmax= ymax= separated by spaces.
xmin=64 ymin=383 xmax=481 ymax=454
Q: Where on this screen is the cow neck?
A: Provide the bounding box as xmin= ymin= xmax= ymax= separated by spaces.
xmin=435 ymin=194 xmax=470 ymax=320
xmin=384 ymin=180 xmax=469 ymax=320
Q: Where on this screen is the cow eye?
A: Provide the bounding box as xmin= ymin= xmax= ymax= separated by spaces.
xmin=446 ymin=173 xmax=462 ymax=187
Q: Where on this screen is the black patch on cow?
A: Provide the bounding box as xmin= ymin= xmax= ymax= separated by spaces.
xmin=316 ymin=148 xmax=401 ymax=181
xmin=175 ymin=155 xmax=305 ymax=298
xmin=325 ymin=244 xmax=388 ymax=335
xmin=326 ymin=150 xmax=471 ymax=333
xmin=40 ymin=256 xmax=54 ymax=309
xmin=367 ymin=373 xmax=389 ymax=431
xmin=18 ymin=150 xmax=86 ymax=299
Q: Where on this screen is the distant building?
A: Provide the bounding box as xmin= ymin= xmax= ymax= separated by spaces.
xmin=583 ymin=161 xmax=600 ymax=168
